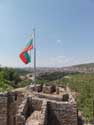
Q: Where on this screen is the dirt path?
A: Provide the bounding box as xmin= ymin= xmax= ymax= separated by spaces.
xmin=26 ymin=111 xmax=41 ymax=125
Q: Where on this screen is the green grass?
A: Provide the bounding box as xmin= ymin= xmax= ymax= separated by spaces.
xmin=62 ymin=73 xmax=94 ymax=121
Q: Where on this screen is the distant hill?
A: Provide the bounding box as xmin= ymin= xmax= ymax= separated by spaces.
xmin=73 ymin=63 xmax=94 ymax=68
xmin=63 ymin=63 xmax=94 ymax=73
xmin=23 ymin=63 xmax=94 ymax=74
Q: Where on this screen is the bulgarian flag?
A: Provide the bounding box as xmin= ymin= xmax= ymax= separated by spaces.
xmin=19 ymin=39 xmax=33 ymax=64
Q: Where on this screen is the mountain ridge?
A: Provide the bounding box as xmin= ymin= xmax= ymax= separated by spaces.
xmin=21 ymin=63 xmax=94 ymax=74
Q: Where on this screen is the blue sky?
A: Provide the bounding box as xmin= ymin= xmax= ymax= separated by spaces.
xmin=0 ymin=0 xmax=94 ymax=67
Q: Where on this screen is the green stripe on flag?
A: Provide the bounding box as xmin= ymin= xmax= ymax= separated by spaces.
xmin=24 ymin=52 xmax=31 ymax=63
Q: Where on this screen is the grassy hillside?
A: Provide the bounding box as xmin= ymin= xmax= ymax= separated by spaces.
xmin=62 ymin=73 xmax=94 ymax=121
xmin=0 ymin=67 xmax=31 ymax=92
xmin=73 ymin=63 xmax=94 ymax=68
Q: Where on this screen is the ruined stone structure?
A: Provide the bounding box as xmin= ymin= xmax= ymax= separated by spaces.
xmin=0 ymin=85 xmax=78 ymax=125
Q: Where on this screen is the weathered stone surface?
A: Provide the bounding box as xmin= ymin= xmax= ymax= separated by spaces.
xmin=43 ymin=85 xmax=56 ymax=94
xmin=0 ymin=94 xmax=8 ymax=125
xmin=0 ymin=86 xmax=78 ymax=125
xmin=47 ymin=101 xmax=77 ymax=125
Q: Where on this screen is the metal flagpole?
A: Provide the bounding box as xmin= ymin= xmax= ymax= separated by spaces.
xmin=33 ymin=28 xmax=36 ymax=88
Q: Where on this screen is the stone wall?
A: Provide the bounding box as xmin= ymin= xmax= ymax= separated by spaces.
xmin=16 ymin=97 xmax=43 ymax=125
xmin=43 ymin=85 xmax=56 ymax=94
xmin=39 ymin=100 xmax=47 ymax=125
xmin=32 ymin=97 xmax=43 ymax=111
xmin=0 ymin=87 xmax=78 ymax=125
xmin=16 ymin=98 xmax=28 ymax=125
xmin=0 ymin=92 xmax=25 ymax=125
xmin=47 ymin=101 xmax=77 ymax=125
xmin=34 ymin=93 xmax=64 ymax=102
xmin=7 ymin=92 xmax=17 ymax=125
xmin=0 ymin=93 xmax=8 ymax=125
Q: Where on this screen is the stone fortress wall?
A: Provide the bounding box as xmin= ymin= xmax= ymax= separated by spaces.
xmin=0 ymin=85 xmax=78 ymax=125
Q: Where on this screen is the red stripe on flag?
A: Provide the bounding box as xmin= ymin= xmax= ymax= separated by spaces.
xmin=19 ymin=52 xmax=28 ymax=64
xmin=22 ymin=45 xmax=33 ymax=53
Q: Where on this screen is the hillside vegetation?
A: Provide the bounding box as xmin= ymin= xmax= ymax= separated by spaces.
xmin=73 ymin=63 xmax=94 ymax=68
xmin=63 ymin=73 xmax=94 ymax=121
xmin=0 ymin=67 xmax=31 ymax=92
